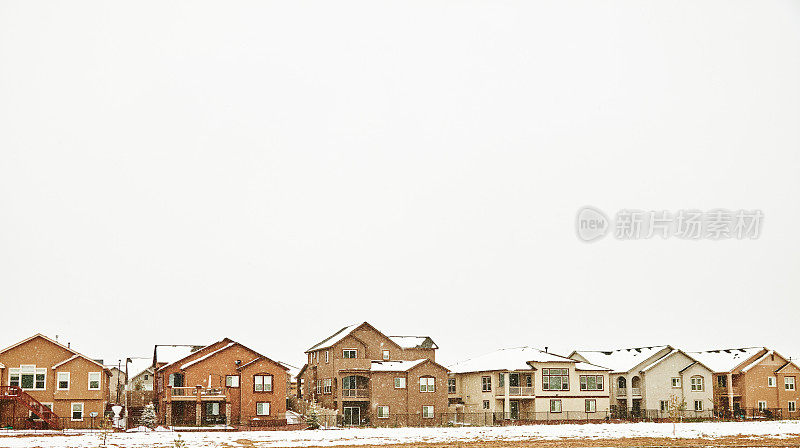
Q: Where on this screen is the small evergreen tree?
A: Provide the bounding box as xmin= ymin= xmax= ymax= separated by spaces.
xmin=305 ymin=401 xmax=321 ymax=429
xmin=141 ymin=403 xmax=158 ymax=429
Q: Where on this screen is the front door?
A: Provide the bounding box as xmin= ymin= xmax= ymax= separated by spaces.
xmin=510 ymin=401 xmax=520 ymax=420
xmin=343 ymin=406 xmax=360 ymax=426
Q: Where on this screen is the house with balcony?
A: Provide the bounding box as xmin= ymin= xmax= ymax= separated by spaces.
xmin=155 ymin=338 xmax=288 ymax=427
xmin=0 ymin=334 xmax=110 ymax=429
xmin=690 ymin=347 xmax=800 ymax=418
xmin=447 ymin=347 xmax=610 ymax=422
xmin=568 ymin=345 xmax=714 ymax=418
xmin=297 ymin=322 xmax=448 ymax=425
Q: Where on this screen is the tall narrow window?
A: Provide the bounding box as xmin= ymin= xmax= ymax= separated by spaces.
xmin=550 ymin=399 xmax=562 ymax=413
xmin=448 ymin=378 xmax=456 ymax=394
xmin=481 ymin=376 xmax=492 ymax=392
xmin=585 ymin=399 xmax=596 ymax=413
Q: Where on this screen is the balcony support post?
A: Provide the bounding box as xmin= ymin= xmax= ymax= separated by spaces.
xmin=727 ymin=373 xmax=734 ymax=411
xmin=503 ymin=372 xmax=510 ymax=419
xmin=626 ymin=375 xmax=633 ymax=414
xmin=195 ymin=386 xmax=203 ymax=426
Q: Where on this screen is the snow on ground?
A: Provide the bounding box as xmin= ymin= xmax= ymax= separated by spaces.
xmin=0 ymin=420 xmax=798 ymax=447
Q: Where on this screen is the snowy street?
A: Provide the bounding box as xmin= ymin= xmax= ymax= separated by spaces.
xmin=1 ymin=420 xmax=799 ymax=447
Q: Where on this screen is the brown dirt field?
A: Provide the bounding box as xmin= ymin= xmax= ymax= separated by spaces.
xmin=220 ymin=436 xmax=800 ymax=448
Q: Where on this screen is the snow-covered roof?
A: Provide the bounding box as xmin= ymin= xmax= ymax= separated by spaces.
xmin=127 ymin=358 xmax=155 ymax=378
xmin=388 ymin=336 xmax=438 ymax=350
xmin=370 ymin=359 xmax=427 ymax=372
xmin=741 ymin=350 xmax=775 ymax=372
xmin=181 ymin=342 xmax=236 ymax=370
xmin=688 ymin=347 xmax=765 ymax=373
xmin=448 ymin=347 xmax=576 ymax=374
xmin=306 ymin=324 xmax=360 ymax=352
xmin=571 ymin=346 xmax=670 ymax=373
xmin=155 ymin=345 xmax=204 ymax=366
xmin=574 ymin=361 xmax=611 ymax=371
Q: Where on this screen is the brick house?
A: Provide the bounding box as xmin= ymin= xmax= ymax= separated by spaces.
xmin=298 ymin=322 xmax=449 ymax=425
xmin=0 ymin=334 xmax=110 ymax=429
xmin=155 ymin=338 xmax=288 ymax=427
xmin=690 ymin=347 xmax=800 ymax=417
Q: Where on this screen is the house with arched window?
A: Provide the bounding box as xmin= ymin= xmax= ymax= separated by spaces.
xmin=298 ymin=322 xmax=448 ymax=425
xmin=569 ymin=346 xmax=714 ymax=418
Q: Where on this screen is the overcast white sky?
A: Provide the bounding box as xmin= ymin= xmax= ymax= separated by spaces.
xmin=1 ymin=1 xmax=798 ymax=370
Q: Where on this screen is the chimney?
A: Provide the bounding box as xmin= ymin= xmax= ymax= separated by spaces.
xmin=67 ymin=342 xmax=71 ymax=349
xmin=544 ymin=347 xmax=548 ymax=353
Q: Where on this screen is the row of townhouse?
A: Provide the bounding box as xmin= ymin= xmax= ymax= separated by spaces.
xmin=2 ymin=328 xmax=799 ymax=429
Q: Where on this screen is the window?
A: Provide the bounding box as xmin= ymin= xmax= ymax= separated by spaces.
xmin=671 ymin=377 xmax=681 ymax=388
xmin=226 ymin=375 xmax=240 ymax=388
xmin=343 ymin=349 xmax=357 ymax=359
xmin=660 ymin=400 xmax=670 ymax=412
xmin=394 ymin=377 xmax=406 ymax=389
xmin=498 ymin=373 xmax=505 ymax=388
xmin=254 ymin=375 xmax=273 ymax=392
xmin=550 ymin=399 xmax=562 ymax=413
xmin=422 ymin=406 xmax=434 ymax=418
xmin=256 ymin=402 xmax=270 ymax=416
xmin=786 ymin=377 xmax=796 ymax=391
xmin=690 ymin=376 xmax=704 ymax=391
xmin=768 ymin=377 xmax=776 ymax=387
xmin=144 ymin=374 xmax=149 ymax=380
xmin=420 ymin=377 xmax=435 ymax=392
xmin=483 ymin=400 xmax=490 ymax=410
xmin=481 ymin=376 xmax=492 ymax=392
xmin=542 ymin=369 xmax=569 ymax=391
xmin=325 ymin=351 xmax=329 ymax=363
xmin=382 ymin=350 xmax=390 ymax=361
xmin=15 ymin=366 xmax=46 ymax=390
xmin=324 ymin=378 xmax=332 ymax=394
xmin=585 ymin=399 xmax=596 ymax=413
xmin=448 ymin=378 xmax=456 ymax=394
xmin=694 ymin=400 xmax=703 ymax=411
xmin=206 ymin=402 xmax=220 ymax=415
xmin=71 ymin=403 xmax=84 ymax=421
xmin=88 ymin=372 xmax=101 ymax=390
xmin=789 ymin=401 xmax=797 ymax=412
xmin=377 ymin=406 xmax=389 ymax=418
xmin=57 ymin=372 xmax=70 ymax=390
xmin=580 ymin=375 xmax=604 ymax=391
xmin=758 ymin=401 xmax=768 ymax=412
xmin=717 ymin=375 xmax=727 ymax=388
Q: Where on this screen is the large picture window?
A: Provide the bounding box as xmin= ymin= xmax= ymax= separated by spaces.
xmin=542 ymin=369 xmax=569 ymax=391
xmin=11 ymin=366 xmax=46 ymax=390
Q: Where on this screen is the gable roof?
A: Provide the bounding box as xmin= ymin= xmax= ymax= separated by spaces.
xmin=639 ymin=349 xmax=714 ymax=374
xmin=306 ymin=324 xmax=362 ymax=352
xmin=0 ymin=334 xmax=109 ymax=373
xmin=688 ymin=347 xmax=766 ymax=373
xmin=448 ymin=347 xmax=597 ymax=374
xmin=236 ymin=355 xmax=290 ymax=372
xmin=51 ymin=354 xmax=107 ymax=371
xmin=570 ymin=346 xmax=671 ymax=373
xmin=306 ymin=322 xmax=439 ymax=353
